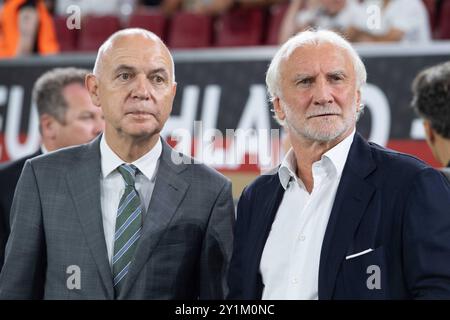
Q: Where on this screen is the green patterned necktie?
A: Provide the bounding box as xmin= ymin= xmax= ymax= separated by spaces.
xmin=112 ymin=164 xmax=142 ymax=297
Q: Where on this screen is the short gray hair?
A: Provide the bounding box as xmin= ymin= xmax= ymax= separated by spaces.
xmin=266 ymin=30 xmax=367 ymax=125
xmin=33 ymin=67 xmax=90 ymax=123
xmin=93 ymin=28 xmax=175 ymax=81
xmin=411 ymin=61 xmax=450 ymax=139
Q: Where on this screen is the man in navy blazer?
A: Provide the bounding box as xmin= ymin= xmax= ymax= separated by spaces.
xmin=228 ymin=30 xmax=450 ymax=299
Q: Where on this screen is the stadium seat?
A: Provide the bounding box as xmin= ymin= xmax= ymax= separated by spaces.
xmin=437 ymin=0 xmax=450 ymax=39
xmin=422 ymin=0 xmax=437 ymax=34
xmin=127 ymin=10 xmax=167 ymax=40
xmin=265 ymin=2 xmax=289 ymax=45
xmin=214 ymin=7 xmax=265 ymax=47
xmin=53 ymin=16 xmax=78 ymax=52
xmin=167 ymin=12 xmax=213 ymax=48
xmin=78 ymin=15 xmax=121 ymax=52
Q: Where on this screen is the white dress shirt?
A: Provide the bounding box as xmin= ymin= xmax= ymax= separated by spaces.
xmin=260 ymin=131 xmax=355 ymax=300
xmin=296 ymin=0 xmax=364 ymax=33
xmin=359 ymin=0 xmax=431 ymax=43
xmin=100 ymin=135 xmax=162 ymax=267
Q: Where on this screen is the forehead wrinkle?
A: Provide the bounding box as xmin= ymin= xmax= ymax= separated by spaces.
xmin=283 ymin=47 xmax=354 ymax=84
xmin=95 ymin=34 xmax=173 ymax=79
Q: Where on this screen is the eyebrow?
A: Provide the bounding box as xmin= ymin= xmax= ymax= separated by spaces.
xmin=294 ymin=73 xmax=313 ymax=80
xmin=327 ymin=70 xmax=347 ymax=77
xmin=293 ymin=70 xmax=348 ymax=80
xmin=149 ymin=68 xmax=169 ymax=78
xmin=113 ymin=65 xmax=169 ymax=78
xmin=113 ymin=65 xmax=136 ymax=75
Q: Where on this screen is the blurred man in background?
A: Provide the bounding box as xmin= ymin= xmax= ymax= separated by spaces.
xmin=0 ymin=67 xmax=104 ymax=270
xmin=411 ymin=61 xmax=450 ymax=181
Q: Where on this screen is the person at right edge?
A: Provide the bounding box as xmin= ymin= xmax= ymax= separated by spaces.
xmin=411 ymin=61 xmax=450 ymax=181
xmin=228 ymin=29 xmax=450 ymax=300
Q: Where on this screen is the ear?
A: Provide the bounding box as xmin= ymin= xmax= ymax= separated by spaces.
xmin=423 ymin=120 xmax=435 ymax=145
xmin=172 ymin=81 xmax=177 ymax=97
xmin=356 ymin=89 xmax=361 ymax=113
xmin=86 ymin=74 xmax=101 ymax=106
xmin=273 ymin=97 xmax=286 ymax=121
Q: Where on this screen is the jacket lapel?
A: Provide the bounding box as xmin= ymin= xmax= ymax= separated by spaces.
xmin=65 ymin=136 xmax=114 ymax=299
xmin=120 ymin=140 xmax=189 ymax=298
xmin=318 ymin=133 xmax=376 ymax=299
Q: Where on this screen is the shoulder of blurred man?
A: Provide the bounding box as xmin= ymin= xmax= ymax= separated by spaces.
xmin=0 ymin=149 xmax=41 ymax=271
xmin=0 ymin=149 xmax=41 ymax=224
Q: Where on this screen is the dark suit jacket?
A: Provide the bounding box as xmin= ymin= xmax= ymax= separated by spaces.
xmin=0 ymin=137 xmax=234 ymax=299
xmin=0 ymin=150 xmax=41 ymax=270
xmin=228 ymin=133 xmax=450 ymax=299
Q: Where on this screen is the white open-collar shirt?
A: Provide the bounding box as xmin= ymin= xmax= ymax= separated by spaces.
xmin=100 ymin=135 xmax=162 ymax=267
xmin=260 ymin=130 xmax=355 ymax=300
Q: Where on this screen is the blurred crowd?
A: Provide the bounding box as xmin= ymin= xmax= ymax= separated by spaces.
xmin=0 ymin=0 xmax=447 ymax=58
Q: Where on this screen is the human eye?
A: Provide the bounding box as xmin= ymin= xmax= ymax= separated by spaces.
xmin=152 ymin=74 xmax=167 ymax=85
xmin=296 ymin=77 xmax=313 ymax=87
xmin=79 ymin=113 xmax=94 ymax=121
xmin=329 ymin=73 xmax=345 ymax=83
xmin=117 ymin=72 xmax=133 ymax=81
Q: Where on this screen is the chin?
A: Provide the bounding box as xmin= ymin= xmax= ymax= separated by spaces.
xmin=301 ymin=125 xmax=347 ymax=142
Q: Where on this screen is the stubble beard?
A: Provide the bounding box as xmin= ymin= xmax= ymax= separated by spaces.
xmin=283 ymin=103 xmax=357 ymax=143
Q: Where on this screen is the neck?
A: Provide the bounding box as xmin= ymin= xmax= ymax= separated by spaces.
xmin=105 ymin=131 xmax=159 ymax=163
xmin=289 ymin=129 xmax=352 ymax=193
xmin=41 ymin=139 xmax=58 ymax=152
xmin=436 ymin=139 xmax=450 ymax=167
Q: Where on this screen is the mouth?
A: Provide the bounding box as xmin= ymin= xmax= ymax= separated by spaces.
xmin=307 ymin=113 xmax=340 ymax=119
xmin=125 ymin=111 xmax=155 ymax=119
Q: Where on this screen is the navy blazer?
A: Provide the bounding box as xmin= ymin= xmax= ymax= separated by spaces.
xmin=228 ymin=133 xmax=450 ymax=299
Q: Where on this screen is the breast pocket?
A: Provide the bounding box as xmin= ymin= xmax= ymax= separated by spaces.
xmin=341 ymin=246 xmax=388 ymax=299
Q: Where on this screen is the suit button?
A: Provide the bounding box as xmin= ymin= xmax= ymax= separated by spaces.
xmin=298 ymin=235 xmax=306 ymax=241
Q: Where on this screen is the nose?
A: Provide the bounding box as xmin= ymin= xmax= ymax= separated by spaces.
xmin=132 ymin=74 xmax=151 ymax=100
xmin=313 ymin=77 xmax=334 ymax=106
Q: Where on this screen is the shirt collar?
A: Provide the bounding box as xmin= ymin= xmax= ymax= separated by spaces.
xmin=321 ymin=129 xmax=355 ymax=178
xmin=278 ymin=148 xmax=298 ymax=189
xmin=278 ymin=130 xmax=355 ymax=190
xmin=100 ymin=134 xmax=162 ymax=181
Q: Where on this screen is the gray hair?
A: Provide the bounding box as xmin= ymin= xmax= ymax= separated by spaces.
xmin=33 ymin=67 xmax=90 ymax=123
xmin=93 ymin=28 xmax=175 ymax=81
xmin=266 ymin=30 xmax=367 ymax=125
xmin=411 ymin=61 xmax=450 ymax=139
